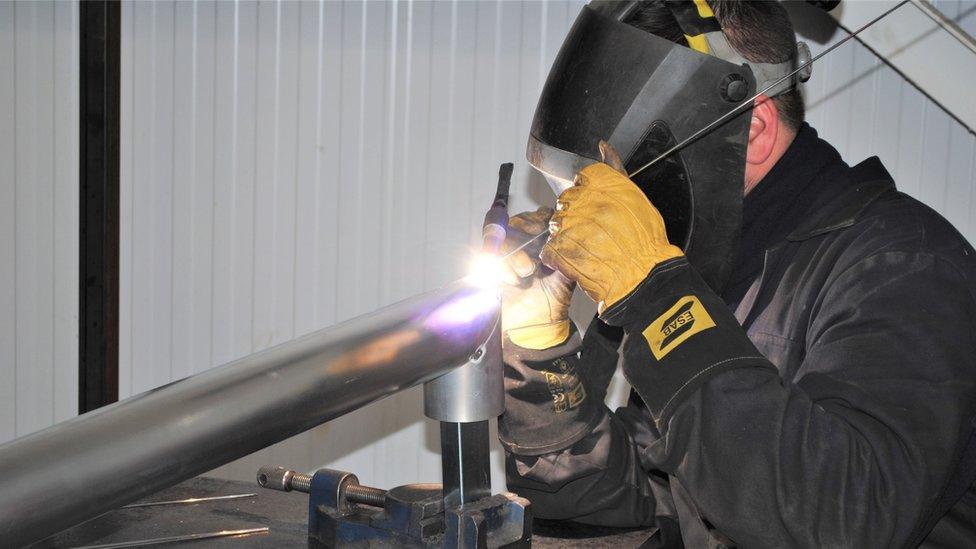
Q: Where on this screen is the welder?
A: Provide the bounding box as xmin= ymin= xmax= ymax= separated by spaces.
xmin=497 ymin=1 xmax=976 ymax=547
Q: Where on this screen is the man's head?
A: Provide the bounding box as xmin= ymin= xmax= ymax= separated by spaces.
xmin=526 ymin=0 xmax=809 ymax=290
xmin=627 ymin=1 xmax=802 ymax=193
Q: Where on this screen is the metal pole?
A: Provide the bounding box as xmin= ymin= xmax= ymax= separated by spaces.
xmin=440 ymin=421 xmax=493 ymax=509
xmin=0 ymin=280 xmax=499 ymax=548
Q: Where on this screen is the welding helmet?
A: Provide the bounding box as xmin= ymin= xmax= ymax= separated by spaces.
xmin=527 ymin=0 xmax=811 ymax=291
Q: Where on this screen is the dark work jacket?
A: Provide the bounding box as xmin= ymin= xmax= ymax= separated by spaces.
xmin=498 ymin=129 xmax=976 ymax=548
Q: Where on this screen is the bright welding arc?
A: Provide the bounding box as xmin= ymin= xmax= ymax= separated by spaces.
xmin=628 ymin=0 xmax=911 ymax=179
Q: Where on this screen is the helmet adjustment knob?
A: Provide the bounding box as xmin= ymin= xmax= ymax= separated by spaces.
xmin=720 ymin=74 xmax=749 ymax=102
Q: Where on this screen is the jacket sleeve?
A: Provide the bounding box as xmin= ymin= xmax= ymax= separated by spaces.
xmin=505 ymin=406 xmax=672 ymax=527
xmin=499 ymin=319 xmax=679 ymax=530
xmin=603 ymin=253 xmax=976 ymax=548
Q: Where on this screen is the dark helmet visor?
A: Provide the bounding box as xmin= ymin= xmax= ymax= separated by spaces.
xmin=526 ymin=3 xmax=757 ymax=291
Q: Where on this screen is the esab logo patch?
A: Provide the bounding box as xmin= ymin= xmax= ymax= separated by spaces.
xmin=642 ymin=295 xmax=715 ymax=359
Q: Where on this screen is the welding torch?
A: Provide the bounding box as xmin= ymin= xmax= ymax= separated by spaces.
xmin=482 ymin=163 xmax=513 ymax=255
xmin=469 ymin=162 xmax=549 ymax=289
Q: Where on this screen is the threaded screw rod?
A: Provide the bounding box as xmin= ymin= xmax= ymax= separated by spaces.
xmin=256 ymin=466 xmax=387 ymax=507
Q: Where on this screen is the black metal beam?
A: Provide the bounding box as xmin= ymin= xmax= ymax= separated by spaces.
xmin=78 ymin=0 xmax=120 ymax=413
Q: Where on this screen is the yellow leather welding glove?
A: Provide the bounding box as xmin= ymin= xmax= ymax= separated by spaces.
xmin=541 ymin=142 xmax=683 ymax=314
xmin=501 ymin=207 xmax=576 ymax=350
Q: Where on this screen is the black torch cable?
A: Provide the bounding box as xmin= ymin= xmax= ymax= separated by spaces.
xmin=482 ymin=162 xmax=514 ymax=255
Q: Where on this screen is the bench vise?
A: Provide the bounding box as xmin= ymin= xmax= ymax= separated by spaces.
xmin=257 ymin=323 xmax=532 ymax=548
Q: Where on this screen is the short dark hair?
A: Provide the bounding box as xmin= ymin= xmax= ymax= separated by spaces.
xmin=626 ymin=0 xmax=804 ymax=131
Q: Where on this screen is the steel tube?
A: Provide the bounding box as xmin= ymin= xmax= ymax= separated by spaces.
xmin=0 ymin=280 xmax=499 ymax=547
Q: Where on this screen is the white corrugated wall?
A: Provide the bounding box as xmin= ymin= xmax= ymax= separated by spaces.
xmin=806 ymin=2 xmax=976 ymax=236
xmin=0 ymin=1 xmax=80 ymax=446
xmin=118 ymin=0 xmax=976 ymax=488
xmin=119 ymin=0 xmax=588 ymax=489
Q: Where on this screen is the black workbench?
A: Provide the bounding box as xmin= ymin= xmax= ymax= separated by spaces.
xmin=36 ymin=477 xmax=653 ymax=548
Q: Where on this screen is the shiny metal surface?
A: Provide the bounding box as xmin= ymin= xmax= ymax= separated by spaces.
xmin=0 ymin=281 xmax=499 ymax=548
xmin=423 ymin=324 xmax=504 ymax=423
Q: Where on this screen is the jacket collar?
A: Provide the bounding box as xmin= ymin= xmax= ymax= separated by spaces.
xmin=786 ymin=157 xmax=895 ymax=241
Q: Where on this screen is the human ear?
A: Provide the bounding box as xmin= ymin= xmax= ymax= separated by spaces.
xmin=746 ymin=95 xmax=779 ymax=166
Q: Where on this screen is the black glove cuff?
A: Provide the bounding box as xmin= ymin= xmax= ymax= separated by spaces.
xmin=600 ymin=258 xmax=772 ymax=423
xmin=600 ymin=256 xmax=690 ymax=328
xmin=499 ymin=325 xmax=606 ymax=456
